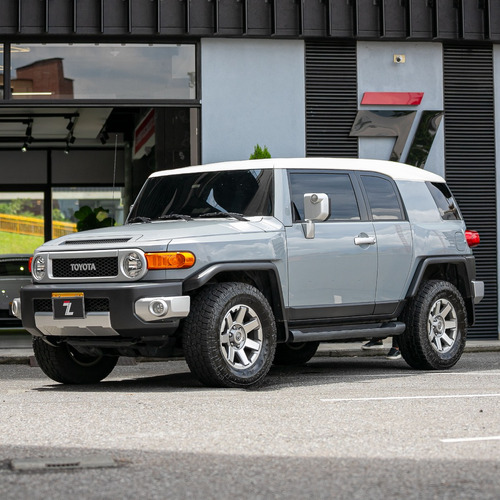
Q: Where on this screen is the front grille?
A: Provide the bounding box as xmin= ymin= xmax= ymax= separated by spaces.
xmin=52 ymin=257 xmax=118 ymax=278
xmin=34 ymin=298 xmax=110 ymax=313
xmin=62 ymin=238 xmax=131 ymax=245
xmin=34 ymin=299 xmax=52 ymax=312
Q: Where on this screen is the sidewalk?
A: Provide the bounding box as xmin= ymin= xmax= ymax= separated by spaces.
xmin=1 ymin=329 xmax=499 ymax=365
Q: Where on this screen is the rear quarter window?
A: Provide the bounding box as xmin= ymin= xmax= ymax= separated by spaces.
xmin=360 ymin=175 xmax=404 ymax=221
xmin=426 ymin=182 xmax=461 ymax=221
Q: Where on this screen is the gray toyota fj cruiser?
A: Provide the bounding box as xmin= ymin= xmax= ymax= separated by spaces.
xmin=14 ymin=158 xmax=484 ymax=388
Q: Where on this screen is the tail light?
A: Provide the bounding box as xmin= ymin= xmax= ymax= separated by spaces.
xmin=465 ymin=230 xmax=480 ymax=248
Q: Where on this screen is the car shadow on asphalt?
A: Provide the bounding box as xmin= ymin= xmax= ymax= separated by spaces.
xmin=31 ymin=356 xmax=416 ymax=393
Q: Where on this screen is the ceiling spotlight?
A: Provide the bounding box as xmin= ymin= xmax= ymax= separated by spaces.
xmin=21 ymin=142 xmax=28 ymax=153
xmin=99 ymin=130 xmax=109 ymax=145
xmin=64 ymin=143 xmax=70 ymax=155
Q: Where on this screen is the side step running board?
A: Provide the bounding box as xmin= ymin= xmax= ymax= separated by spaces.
xmin=289 ymin=321 xmax=406 ymax=343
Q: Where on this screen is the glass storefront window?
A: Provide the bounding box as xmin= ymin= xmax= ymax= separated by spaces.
xmin=0 ymin=192 xmax=44 ymax=254
xmin=0 ymin=44 xmax=4 ymax=99
xmin=52 ymin=187 xmax=125 ymax=238
xmin=10 ymin=44 xmax=196 ymax=100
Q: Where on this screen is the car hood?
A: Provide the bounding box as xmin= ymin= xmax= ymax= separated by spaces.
xmin=35 ymin=217 xmax=282 ymax=252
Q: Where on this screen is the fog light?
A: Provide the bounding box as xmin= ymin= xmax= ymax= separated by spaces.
xmin=148 ymin=299 xmax=168 ymax=317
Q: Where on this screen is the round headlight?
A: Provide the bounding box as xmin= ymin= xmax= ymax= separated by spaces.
xmin=122 ymin=252 xmax=143 ymax=278
xmin=32 ymin=255 xmax=46 ymax=281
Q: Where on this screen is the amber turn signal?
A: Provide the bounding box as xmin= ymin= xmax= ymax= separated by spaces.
xmin=145 ymin=252 xmax=196 ymax=269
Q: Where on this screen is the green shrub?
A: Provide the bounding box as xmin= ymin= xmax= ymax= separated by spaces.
xmin=249 ymin=144 xmax=271 ymax=159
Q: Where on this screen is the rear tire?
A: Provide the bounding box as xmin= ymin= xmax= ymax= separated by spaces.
xmin=273 ymin=341 xmax=320 ymax=366
xmin=33 ymin=337 xmax=118 ymax=384
xmin=399 ymin=280 xmax=467 ymax=370
xmin=183 ymin=283 xmax=277 ymax=388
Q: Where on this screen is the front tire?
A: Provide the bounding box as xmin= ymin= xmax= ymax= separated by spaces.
xmin=399 ymin=280 xmax=467 ymax=370
xmin=183 ymin=283 xmax=277 ymax=388
xmin=33 ymin=337 xmax=118 ymax=384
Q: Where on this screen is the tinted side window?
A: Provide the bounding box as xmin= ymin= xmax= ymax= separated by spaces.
xmin=426 ymin=182 xmax=461 ymax=221
xmin=361 ymin=175 xmax=404 ymax=221
xmin=289 ymin=172 xmax=360 ymax=221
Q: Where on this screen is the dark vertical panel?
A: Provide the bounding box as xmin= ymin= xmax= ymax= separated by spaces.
xmin=102 ymin=0 xmax=128 ymax=32
xmin=328 ymin=0 xmax=353 ymax=37
xmin=303 ymin=0 xmax=327 ymax=37
xmin=131 ymin=0 xmax=157 ymax=30
xmin=275 ymin=0 xmax=299 ymax=35
xmin=383 ymin=0 xmax=406 ymax=38
xmin=357 ymin=0 xmax=380 ymax=37
xmin=0 ymin=0 xmax=21 ymax=31
xmin=462 ymin=1 xmax=484 ymax=40
xmin=305 ymin=42 xmax=358 ymax=157
xmin=75 ymin=0 xmax=100 ymax=33
xmin=217 ymin=0 xmax=244 ymax=34
xmin=20 ymin=0 xmax=45 ymax=31
xmin=48 ymin=0 xmax=73 ymax=30
xmin=246 ymin=0 xmax=272 ymax=36
xmin=437 ymin=0 xmax=458 ymax=39
xmin=159 ymin=0 xmax=186 ymax=34
xmin=408 ymin=0 xmax=433 ymax=38
xmin=188 ymin=0 xmax=213 ymax=34
xmin=443 ymin=44 xmax=497 ymax=338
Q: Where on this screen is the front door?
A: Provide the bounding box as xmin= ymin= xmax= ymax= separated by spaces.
xmin=286 ymin=170 xmax=378 ymax=321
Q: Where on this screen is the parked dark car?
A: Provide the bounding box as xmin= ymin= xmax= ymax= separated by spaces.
xmin=0 ymin=255 xmax=31 ymax=327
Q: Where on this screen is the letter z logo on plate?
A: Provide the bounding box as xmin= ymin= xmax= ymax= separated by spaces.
xmin=52 ymin=292 xmax=85 ymax=319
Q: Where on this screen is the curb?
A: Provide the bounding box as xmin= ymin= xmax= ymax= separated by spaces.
xmin=0 ymin=342 xmax=499 ymax=365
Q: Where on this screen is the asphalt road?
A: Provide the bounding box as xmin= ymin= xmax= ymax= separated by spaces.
xmin=1 ymin=352 xmax=500 ymax=499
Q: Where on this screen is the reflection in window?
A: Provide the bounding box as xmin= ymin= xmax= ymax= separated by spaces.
xmin=10 ymin=44 xmax=196 ymax=100
xmin=0 ymin=192 xmax=44 ymax=254
xmin=361 ymin=175 xmax=404 ymax=221
xmin=52 ymin=187 xmax=125 ymax=237
xmin=289 ymin=172 xmax=361 ymax=222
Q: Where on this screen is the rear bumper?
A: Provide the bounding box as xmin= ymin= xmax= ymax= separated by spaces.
xmin=18 ymin=281 xmax=189 ymax=339
xmin=471 ymin=280 xmax=485 ymax=305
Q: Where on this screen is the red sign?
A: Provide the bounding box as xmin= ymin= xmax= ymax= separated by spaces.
xmin=133 ymin=109 xmax=155 ymax=158
xmin=361 ymin=92 xmax=424 ymax=106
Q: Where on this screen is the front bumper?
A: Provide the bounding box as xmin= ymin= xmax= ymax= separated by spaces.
xmin=18 ymin=281 xmax=190 ymax=338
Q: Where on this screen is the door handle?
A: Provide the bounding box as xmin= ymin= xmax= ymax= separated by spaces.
xmin=354 ymin=234 xmax=376 ymax=246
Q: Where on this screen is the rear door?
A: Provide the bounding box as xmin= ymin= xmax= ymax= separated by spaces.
xmin=285 ymin=170 xmax=378 ymax=321
xmin=358 ymin=173 xmax=413 ymax=314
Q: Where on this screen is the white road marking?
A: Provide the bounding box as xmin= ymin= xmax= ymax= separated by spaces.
xmin=440 ymin=436 xmax=500 ymax=443
xmin=321 ymin=393 xmax=500 ymax=402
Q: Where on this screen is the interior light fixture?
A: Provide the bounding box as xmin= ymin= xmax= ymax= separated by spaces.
xmin=64 ymin=141 xmax=70 ymax=155
xmin=99 ymin=130 xmax=109 ymax=145
xmin=21 ymin=142 xmax=28 ymax=153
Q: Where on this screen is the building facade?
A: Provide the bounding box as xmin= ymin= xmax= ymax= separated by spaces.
xmin=0 ymin=0 xmax=498 ymax=337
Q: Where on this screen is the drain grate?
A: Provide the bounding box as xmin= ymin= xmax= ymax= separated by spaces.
xmin=10 ymin=454 xmax=118 ymax=472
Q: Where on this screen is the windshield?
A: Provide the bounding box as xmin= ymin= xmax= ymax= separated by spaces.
xmin=127 ymin=169 xmax=274 ymax=221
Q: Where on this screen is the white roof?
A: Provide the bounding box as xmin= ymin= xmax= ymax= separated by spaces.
xmin=152 ymin=158 xmax=445 ymax=183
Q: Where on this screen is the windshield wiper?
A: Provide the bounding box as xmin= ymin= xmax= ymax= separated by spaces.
xmin=198 ymin=212 xmax=248 ymax=221
xmin=127 ymin=216 xmax=151 ymax=224
xmin=155 ymin=214 xmax=193 ymax=221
